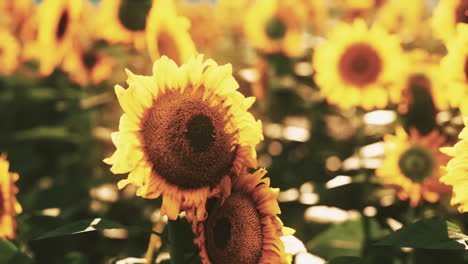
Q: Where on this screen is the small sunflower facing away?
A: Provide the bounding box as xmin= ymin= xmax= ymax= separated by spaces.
xmin=441 ymin=24 xmax=468 ymax=109
xmin=36 ymin=0 xmax=82 ymax=76
xmin=313 ymin=19 xmax=405 ymax=110
xmin=432 ymin=0 xmax=468 ymax=43
xmin=441 ymin=105 xmax=468 ymax=213
xmin=244 ymin=0 xmax=306 ymax=57
xmin=398 ymin=50 xmax=448 ymax=114
xmin=0 ymin=154 xmax=22 ymax=240
xmin=192 ymin=169 xmax=293 ymax=264
xmin=62 ymin=45 xmax=115 ymax=86
xmin=377 ymin=127 xmax=452 ymax=207
xmin=0 ymin=29 xmax=20 ymax=75
xmin=104 ymin=55 xmax=263 ymax=220
xmin=97 ymin=0 xmax=155 ymax=50
xmin=145 ymin=0 xmax=196 ymax=65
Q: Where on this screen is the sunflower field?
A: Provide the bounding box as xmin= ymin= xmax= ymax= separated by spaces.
xmin=0 ymin=0 xmax=468 ymax=263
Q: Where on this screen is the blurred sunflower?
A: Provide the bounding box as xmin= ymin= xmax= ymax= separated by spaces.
xmin=441 ymin=24 xmax=468 ymax=108
xmin=63 ymin=45 xmax=115 ymax=86
xmin=0 ymin=154 xmax=22 ymax=240
xmin=313 ymin=19 xmax=405 ymax=110
xmin=432 ymin=0 xmax=468 ymax=43
xmin=298 ymin=0 xmax=328 ymax=34
xmin=97 ymin=0 xmax=155 ymax=50
xmin=215 ymin=0 xmax=251 ymax=36
xmin=375 ymin=0 xmax=425 ymax=41
xmin=18 ymin=14 xmax=39 ymax=62
xmin=192 ymin=169 xmax=294 ymax=264
xmin=36 ymin=0 xmax=83 ymax=76
xmin=177 ymin=1 xmax=220 ymax=51
xmin=0 ymin=29 xmax=20 ymax=75
xmin=104 ymin=55 xmax=263 ymax=220
xmin=398 ymin=50 xmax=448 ymax=114
xmin=441 ymin=105 xmax=468 ymax=213
xmin=244 ymin=0 xmax=306 ymax=57
xmin=146 ymin=0 xmax=196 ymax=65
xmin=377 ymin=127 xmax=452 ymax=207
xmin=0 ymin=0 xmax=34 ymax=31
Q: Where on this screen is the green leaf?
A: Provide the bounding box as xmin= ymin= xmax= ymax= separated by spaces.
xmin=13 ymin=126 xmax=80 ymax=143
xmin=375 ymin=218 xmax=468 ymax=250
xmin=326 ymin=256 xmax=366 ymax=264
xmin=0 ymin=239 xmax=33 ymax=264
xmin=167 ymin=219 xmax=202 ymax=264
xmin=34 ymin=218 xmax=126 ymax=240
xmin=306 ymin=218 xmax=388 ymax=259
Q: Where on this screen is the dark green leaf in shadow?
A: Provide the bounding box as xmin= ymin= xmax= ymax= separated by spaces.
xmin=375 ymin=218 xmax=468 ymax=250
xmin=0 ymin=239 xmax=33 ymax=264
xmin=34 ymin=218 xmax=126 ymax=240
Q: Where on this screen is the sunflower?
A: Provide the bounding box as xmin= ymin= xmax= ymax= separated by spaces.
xmin=375 ymin=0 xmax=425 ymax=40
xmin=191 ymin=169 xmax=294 ymax=264
xmin=313 ymin=19 xmax=405 ymax=110
xmin=214 ymin=0 xmax=251 ymax=36
xmin=177 ymin=1 xmax=220 ymax=52
xmin=145 ymin=0 xmax=196 ymax=65
xmin=398 ymin=50 xmax=448 ymax=114
xmin=104 ymin=55 xmax=263 ymax=220
xmin=432 ymin=0 xmax=468 ymax=43
xmin=97 ymin=0 xmax=155 ymax=50
xmin=0 ymin=154 xmax=22 ymax=240
xmin=441 ymin=105 xmax=468 ymax=213
xmin=441 ymin=24 xmax=468 ymax=109
xmin=0 ymin=0 xmax=34 ymax=31
xmin=244 ymin=0 xmax=306 ymax=57
xmin=376 ymin=127 xmax=452 ymax=207
xmin=298 ymin=0 xmax=328 ymax=34
xmin=36 ymin=0 xmax=83 ymax=76
xmin=62 ymin=45 xmax=115 ymax=86
xmin=0 ymin=29 xmax=20 ymax=75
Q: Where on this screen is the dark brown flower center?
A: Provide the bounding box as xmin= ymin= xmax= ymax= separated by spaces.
xmin=455 ymin=0 xmax=468 ymax=24
xmin=81 ymin=51 xmax=98 ymax=70
xmin=56 ymin=10 xmax=69 ymax=41
xmin=265 ymin=17 xmax=287 ymax=40
xmin=205 ymin=192 xmax=263 ymax=264
xmin=118 ymin=0 xmax=152 ymax=32
xmin=140 ymin=89 xmax=237 ymax=190
xmin=338 ymin=43 xmax=382 ymax=87
xmin=398 ymin=145 xmax=434 ymax=182
xmin=157 ymin=32 xmax=182 ymax=65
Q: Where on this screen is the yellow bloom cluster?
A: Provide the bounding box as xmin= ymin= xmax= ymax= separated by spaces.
xmin=105 ymin=55 xmax=292 ymax=263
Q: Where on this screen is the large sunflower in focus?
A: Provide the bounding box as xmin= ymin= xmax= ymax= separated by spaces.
xmin=104 ymin=55 xmax=263 ymax=220
xmin=432 ymin=0 xmax=468 ymax=43
xmin=398 ymin=50 xmax=448 ymax=114
xmin=146 ymin=0 xmax=196 ymax=65
xmin=0 ymin=29 xmax=20 ymax=75
xmin=441 ymin=105 xmax=468 ymax=213
xmin=0 ymin=154 xmax=22 ymax=240
xmin=377 ymin=127 xmax=452 ymax=207
xmin=36 ymin=0 xmax=82 ymax=76
xmin=244 ymin=0 xmax=306 ymax=57
xmin=97 ymin=0 xmax=155 ymax=50
xmin=313 ymin=19 xmax=405 ymax=110
xmin=192 ymin=169 xmax=293 ymax=264
xmin=441 ymin=24 xmax=468 ymax=108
